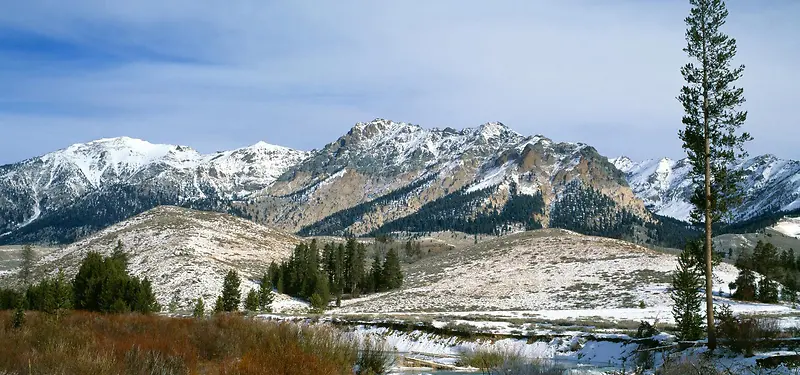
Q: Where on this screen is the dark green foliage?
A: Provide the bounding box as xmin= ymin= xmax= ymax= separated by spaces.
xmin=684 ymin=238 xmax=721 ymax=279
xmin=382 ymin=248 xmax=403 ymax=290
xmin=192 ymin=297 xmax=205 ymax=318
xmin=298 ymin=176 xmax=435 ymax=237
xmin=679 ymin=0 xmax=751 ymax=227
xmin=19 ymin=244 xmax=34 ymax=285
xmin=719 ymin=210 xmax=800 ymax=235
xmin=670 ymin=247 xmax=705 ymax=341
xmin=783 ymin=274 xmax=798 ymax=304
xmin=373 ymin=184 xmax=544 ymax=236
xmin=368 ymin=251 xmax=384 ymax=293
xmin=276 ymin=239 xmax=402 ymax=306
xmin=0 ymin=288 xmax=23 ymax=310
xmin=258 ymin=273 xmax=274 ymax=312
xmin=679 ymin=0 xmax=751 ymax=350
xmin=244 ymin=289 xmax=260 ymax=312
xmin=71 ymin=248 xmax=158 ymax=314
xmin=758 ymin=277 xmax=779 ymax=304
xmin=25 ymin=271 xmax=72 ymax=314
xmin=645 ymin=214 xmax=701 ymax=249
xmin=220 ymin=270 xmax=241 ymax=312
xmin=729 ymin=241 xmax=798 ymax=304
xmin=309 ymin=293 xmax=326 ymax=313
xmin=12 ymin=301 xmax=24 ymax=329
xmin=731 ymin=267 xmax=757 ymax=301
xmin=213 ymin=296 xmax=224 ymax=314
xmin=550 ymin=182 xmax=641 ymax=239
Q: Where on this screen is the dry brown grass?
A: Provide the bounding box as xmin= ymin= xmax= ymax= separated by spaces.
xmin=0 ymin=311 xmax=358 ymax=375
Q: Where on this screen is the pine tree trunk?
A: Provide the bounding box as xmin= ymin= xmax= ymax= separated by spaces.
xmin=702 ymin=30 xmax=716 ymax=350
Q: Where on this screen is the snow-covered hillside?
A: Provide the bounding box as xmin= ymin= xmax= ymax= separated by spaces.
xmin=0 ymin=137 xmax=308 ymax=240
xmin=612 ymin=154 xmax=800 ymax=222
xmin=0 ymin=206 xmax=301 ymax=310
xmin=773 ymin=217 xmax=800 ymax=239
xmin=335 ymin=229 xmax=742 ymax=314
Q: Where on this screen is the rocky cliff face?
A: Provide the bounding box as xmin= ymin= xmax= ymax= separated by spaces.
xmin=245 ymin=119 xmax=649 ymax=237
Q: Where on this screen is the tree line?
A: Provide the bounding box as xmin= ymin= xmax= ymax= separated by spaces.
xmin=268 ymin=239 xmax=403 ymax=311
xmin=729 ymin=241 xmax=798 ymax=304
xmin=0 ymin=241 xmax=159 ymax=315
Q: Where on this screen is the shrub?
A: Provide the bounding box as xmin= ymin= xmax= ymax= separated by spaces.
xmin=655 ymin=356 xmax=723 ymax=375
xmin=635 ymin=321 xmax=659 ymax=339
xmin=0 ymin=311 xmax=358 ymax=375
xmin=716 ymin=304 xmax=780 ymax=356
xmin=356 ymin=337 xmax=393 ymax=375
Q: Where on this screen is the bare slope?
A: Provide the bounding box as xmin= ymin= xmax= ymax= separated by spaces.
xmin=2 ymin=206 xmax=300 ymax=309
xmin=337 ymin=229 xmax=740 ymax=313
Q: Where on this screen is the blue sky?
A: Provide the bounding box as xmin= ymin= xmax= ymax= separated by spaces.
xmin=0 ymin=0 xmax=798 ymax=164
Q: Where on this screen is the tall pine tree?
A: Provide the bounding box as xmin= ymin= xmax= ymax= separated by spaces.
xmin=678 ymin=0 xmax=751 ymax=350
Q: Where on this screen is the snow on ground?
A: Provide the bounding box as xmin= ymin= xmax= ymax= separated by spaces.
xmin=774 ymin=217 xmax=800 ymax=239
xmin=2 ymin=206 xmax=300 ymax=310
xmin=335 ymin=229 xmax=744 ymax=314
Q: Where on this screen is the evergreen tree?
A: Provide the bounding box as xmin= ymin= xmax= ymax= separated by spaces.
xmin=312 ymin=272 xmax=330 ymax=308
xmin=12 ymin=300 xmax=25 ymax=329
xmin=168 ymin=292 xmax=181 ymax=313
xmin=258 ymin=273 xmax=274 ymax=312
xmin=782 ymin=274 xmax=798 ymax=304
xmin=382 ymin=248 xmax=404 ymax=290
xmin=244 ymin=289 xmax=260 ymax=312
xmin=220 ymin=269 xmax=241 ymax=312
xmin=309 ymin=293 xmax=326 ymax=313
xmin=19 ymin=244 xmax=34 ymax=285
xmin=140 ymin=277 xmax=159 ymax=313
xmin=192 ymin=297 xmax=205 ymax=318
xmin=268 ymin=261 xmax=280 ymax=291
xmin=671 ymin=248 xmax=705 ymax=341
xmin=732 ymin=267 xmax=757 ymax=301
xmin=53 ymin=269 xmax=73 ymax=315
xmin=213 ymin=296 xmax=224 ymax=314
xmin=71 ymin=250 xmax=157 ymax=314
xmin=369 ymin=251 xmax=384 ymax=293
xmin=758 ymin=277 xmax=779 ymax=303
xmin=678 ymin=0 xmax=751 ymax=350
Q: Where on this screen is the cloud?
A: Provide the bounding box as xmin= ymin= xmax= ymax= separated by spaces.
xmin=0 ymin=0 xmax=797 ymax=164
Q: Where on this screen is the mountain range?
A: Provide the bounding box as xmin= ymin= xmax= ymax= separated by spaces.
xmin=1 ymin=118 xmax=797 ymax=246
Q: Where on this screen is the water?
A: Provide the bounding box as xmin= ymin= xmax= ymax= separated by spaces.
xmin=394 ymin=360 xmax=615 ymax=374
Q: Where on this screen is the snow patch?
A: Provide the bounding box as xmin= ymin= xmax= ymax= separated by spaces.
xmin=773 ymin=217 xmax=800 ymax=239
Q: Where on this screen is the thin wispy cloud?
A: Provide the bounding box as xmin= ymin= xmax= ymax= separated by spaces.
xmin=0 ymin=0 xmax=797 ymax=164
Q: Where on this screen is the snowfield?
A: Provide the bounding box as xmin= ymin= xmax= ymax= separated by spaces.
xmin=773 ymin=217 xmax=800 ymax=239
xmin=334 ymin=229 xmax=798 ymax=325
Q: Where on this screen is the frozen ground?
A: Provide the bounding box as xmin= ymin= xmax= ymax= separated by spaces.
xmin=0 ymin=206 xmax=301 ymax=310
xmin=774 ymin=217 xmax=800 ymax=239
xmin=335 ymin=229 xmax=748 ymax=315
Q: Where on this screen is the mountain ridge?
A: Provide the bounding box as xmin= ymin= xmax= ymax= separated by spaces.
xmin=1 ymin=118 xmax=798 ymax=245
xmin=612 ymin=154 xmax=800 ymax=223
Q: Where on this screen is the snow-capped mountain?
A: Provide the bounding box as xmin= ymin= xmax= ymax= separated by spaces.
xmin=612 ymin=154 xmax=800 ymax=223
xmin=1 ymin=118 xmax=738 ymax=246
xmin=248 ymin=119 xmax=647 ymax=237
xmin=0 ymin=137 xmax=309 ymax=242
